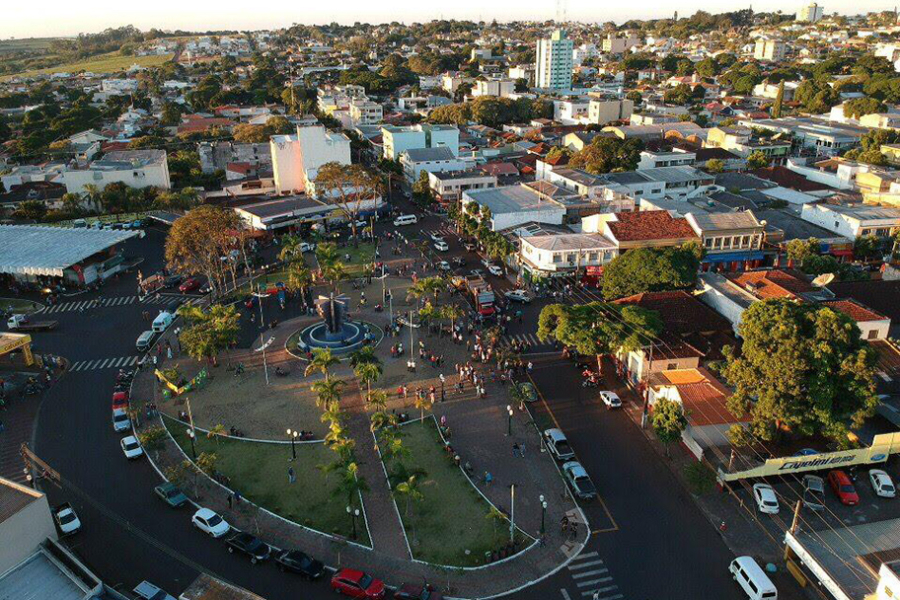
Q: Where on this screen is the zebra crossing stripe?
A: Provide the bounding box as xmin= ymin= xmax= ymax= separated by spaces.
xmin=576 ymin=577 xmax=612 ymax=587
xmin=570 ymin=560 xmax=605 ymax=571
xmin=580 ymin=590 xmax=618 ymax=598
xmin=572 ymin=568 xmax=608 ymax=579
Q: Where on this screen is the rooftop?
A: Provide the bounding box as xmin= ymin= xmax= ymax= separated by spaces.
xmin=522 ymin=232 xmax=616 ymax=252
xmin=0 ymin=476 xmax=43 ymax=524
xmin=464 ymin=185 xmax=565 ymax=214
xmin=820 ymin=299 xmax=888 ymax=323
xmin=827 ymin=279 xmax=900 ymax=326
xmin=403 ymin=147 xmax=457 ymax=162
xmin=0 ymin=225 xmax=138 ymax=278
xmin=726 ymin=269 xmax=818 ymax=300
xmin=604 ymin=210 xmax=698 ymax=243
xmin=686 ymin=211 xmax=763 ymax=232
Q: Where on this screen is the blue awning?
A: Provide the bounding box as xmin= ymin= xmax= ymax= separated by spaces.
xmin=703 ymin=250 xmax=765 ymax=264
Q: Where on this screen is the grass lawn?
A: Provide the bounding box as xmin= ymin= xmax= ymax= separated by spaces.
xmin=2 ymin=52 xmax=173 ymax=80
xmin=383 ymin=419 xmax=528 ymax=566
xmin=0 ymin=298 xmax=43 ymax=314
xmin=163 ymin=415 xmax=369 ymax=545
xmin=334 ymin=243 xmax=377 ymax=276
xmin=683 ymin=461 xmax=718 ymax=496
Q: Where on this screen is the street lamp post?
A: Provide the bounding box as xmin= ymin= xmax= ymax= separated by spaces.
xmin=186 ymin=428 xmax=196 ymax=460
xmin=286 ymin=429 xmax=298 ymax=461
xmin=507 ymin=405 xmax=513 ymax=436
xmin=540 ymin=494 xmax=547 ymax=536
xmin=439 ymin=373 xmax=445 ymax=402
xmin=346 ymin=506 xmax=360 ymax=540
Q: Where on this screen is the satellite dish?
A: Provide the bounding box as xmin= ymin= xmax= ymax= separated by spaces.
xmin=811 ymin=273 xmax=835 ymax=287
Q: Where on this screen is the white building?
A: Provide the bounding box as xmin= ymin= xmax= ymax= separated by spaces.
xmin=462 ymin=184 xmax=567 ymax=231
xmin=601 ymin=33 xmax=641 ymax=55
xmin=400 ymin=147 xmax=467 ymax=182
xmin=754 ymin=38 xmax=787 ymax=61
xmin=381 ymin=124 xmax=460 ymax=161
xmin=62 ymin=150 xmax=170 ymax=194
xmin=270 ymin=125 xmax=351 ymax=195
xmin=428 ymin=170 xmax=497 ymax=203
xmin=349 ymin=99 xmax=383 ymax=127
xmin=588 ymin=98 xmax=634 ymax=126
xmin=638 ymin=150 xmax=696 ymax=170
xmin=796 ymin=2 xmax=824 ymax=22
xmin=800 ymin=203 xmax=900 ymax=240
xmin=553 ymin=98 xmax=590 ymax=124
xmin=535 ymin=29 xmax=574 ymax=90
xmin=441 ymin=73 xmax=474 ymax=95
xmin=472 ymin=79 xmax=515 ymax=98
xmin=519 ymin=233 xmax=618 ymax=277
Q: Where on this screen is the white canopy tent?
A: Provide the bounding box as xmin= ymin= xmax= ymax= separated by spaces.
xmin=0 ymin=225 xmax=139 ymax=277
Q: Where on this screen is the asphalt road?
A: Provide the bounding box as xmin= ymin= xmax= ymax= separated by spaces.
xmin=23 ymin=213 xmax=745 ymax=600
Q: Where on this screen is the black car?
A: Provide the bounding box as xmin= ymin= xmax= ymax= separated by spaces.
xmin=225 ymin=532 xmax=270 ymax=564
xmin=275 ymin=549 xmax=325 ymax=579
xmin=163 ymin=274 xmax=183 ymax=288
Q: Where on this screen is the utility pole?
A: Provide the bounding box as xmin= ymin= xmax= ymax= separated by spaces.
xmin=790 ymin=500 xmax=802 ymax=534
xmin=260 ymin=332 xmax=270 ymax=386
xmin=408 ymin=309 xmax=416 ymax=371
xmin=510 ymin=484 xmax=516 ymax=543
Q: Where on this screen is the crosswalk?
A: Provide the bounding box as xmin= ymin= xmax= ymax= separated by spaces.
xmin=502 ymin=332 xmax=543 ymax=347
xmin=69 ymin=355 xmax=141 ymax=372
xmin=421 ymin=226 xmax=458 ymax=240
xmin=561 ymin=551 xmax=623 ymax=600
xmin=35 ymin=294 xmax=176 ymax=314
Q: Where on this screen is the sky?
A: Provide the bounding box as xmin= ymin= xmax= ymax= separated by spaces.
xmin=3 ymin=0 xmax=898 ymax=39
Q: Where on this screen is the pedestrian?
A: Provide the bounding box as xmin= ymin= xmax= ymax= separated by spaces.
xmin=288 ymin=466 xmax=296 ymax=484
xmin=227 ymin=493 xmax=233 ymax=509
xmin=520 ymin=442 xmax=526 ymax=458
xmin=484 ymin=471 xmax=493 ymax=485
xmin=512 ymin=442 xmax=520 ymax=457
xmin=234 ymin=491 xmax=242 ymax=504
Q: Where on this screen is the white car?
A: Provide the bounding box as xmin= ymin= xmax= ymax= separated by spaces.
xmin=346 ymin=219 xmax=367 ymax=229
xmin=430 ymin=233 xmax=445 ymax=243
xmin=599 ymin=391 xmax=622 ymax=409
xmin=543 ymin=428 xmax=575 ymax=460
xmin=870 ymin=469 xmax=897 ymax=498
xmin=299 ymin=242 xmax=316 ymax=253
xmin=120 ymin=435 xmax=143 ymax=459
xmin=53 ymin=504 xmax=82 ymax=535
xmin=192 ymin=508 xmax=231 ymax=538
xmin=752 ymin=483 xmax=780 ymax=514
xmin=437 ymin=261 xmax=451 ymax=271
xmin=434 ymin=241 xmax=449 ymax=252
xmin=112 ymin=408 xmax=131 ymax=432
xmin=503 ymin=289 xmax=531 ymax=303
xmin=487 ymin=264 xmax=503 ymax=277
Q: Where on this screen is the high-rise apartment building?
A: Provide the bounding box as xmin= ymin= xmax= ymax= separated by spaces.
xmin=754 ymin=38 xmax=787 ymax=62
xmin=796 ymin=2 xmax=824 ymax=22
xmin=535 ymin=29 xmax=574 ymax=90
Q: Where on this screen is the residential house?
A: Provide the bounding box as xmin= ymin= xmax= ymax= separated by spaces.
xmin=428 ymin=170 xmax=498 ymax=203
xmin=800 ymin=203 xmax=900 ymax=240
xmin=400 ymin=147 xmax=467 ymax=182
xmin=62 ymin=150 xmax=170 ymax=194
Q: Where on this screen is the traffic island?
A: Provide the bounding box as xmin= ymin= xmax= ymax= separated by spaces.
xmin=379 ymin=418 xmax=531 ymax=567
xmin=0 ymin=297 xmax=43 ymax=314
xmin=161 ymin=414 xmax=370 ymax=546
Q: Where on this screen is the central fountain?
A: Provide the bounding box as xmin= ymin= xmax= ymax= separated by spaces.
xmin=292 ymin=293 xmax=378 ymax=357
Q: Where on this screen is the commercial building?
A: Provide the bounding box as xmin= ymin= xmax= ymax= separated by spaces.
xmin=0 ymin=225 xmax=138 ymax=285
xmin=518 ymin=232 xmax=618 ymax=278
xmin=428 ymin=170 xmax=497 ymax=203
xmin=270 ymin=125 xmax=351 ymax=195
xmin=62 ymin=150 xmax=171 ymax=194
xmin=685 ymin=211 xmax=766 ymax=270
xmin=462 ymin=184 xmax=568 ymax=231
xmin=233 ymin=195 xmax=383 ymax=231
xmin=588 ymin=210 xmax=699 ymax=250
xmin=754 ymin=38 xmax=787 ymax=61
xmin=381 ymin=124 xmax=460 ymax=161
xmin=705 ymin=126 xmax=791 ymax=164
xmin=400 ymin=147 xmax=467 ymax=182
xmin=535 ymin=29 xmax=574 ymax=90
xmin=800 ymin=203 xmax=900 ymax=240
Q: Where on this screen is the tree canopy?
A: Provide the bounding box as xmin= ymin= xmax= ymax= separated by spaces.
xmin=601 ymin=245 xmax=701 ymax=300
xmin=568 ymin=137 xmax=644 ymax=175
xmin=537 ymin=302 xmax=662 ymax=356
xmin=722 ymin=299 xmax=879 ymax=445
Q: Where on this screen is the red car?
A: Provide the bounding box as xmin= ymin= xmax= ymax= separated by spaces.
xmin=179 ymin=278 xmax=201 ymax=293
xmin=112 ymin=391 xmax=129 ymax=410
xmin=330 ymin=569 xmax=385 ymax=599
xmin=827 ymin=470 xmax=860 ymax=506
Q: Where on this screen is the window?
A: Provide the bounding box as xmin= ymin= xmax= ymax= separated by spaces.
xmin=868 ymin=329 xmax=879 ymax=340
xmin=667 ymin=363 xmax=678 ymax=370
xmin=741 ymin=235 xmax=751 ymax=247
xmin=588 ymin=252 xmax=598 ymax=261
xmin=723 ymin=237 xmax=732 ymax=249
xmin=705 ymin=238 xmax=714 ymax=248
xmin=553 ymin=254 xmax=562 ymax=263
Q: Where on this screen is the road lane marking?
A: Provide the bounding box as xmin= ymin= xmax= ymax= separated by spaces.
xmin=581 ymin=587 xmax=618 ymax=597
xmin=576 ymin=577 xmax=612 ymax=587
xmin=560 ymin=590 xmax=572 ymax=600
xmin=571 ymin=563 xmax=606 ymax=574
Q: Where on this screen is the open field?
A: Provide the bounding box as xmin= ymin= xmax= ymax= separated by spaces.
xmin=2 ymin=52 xmax=173 ymax=79
xmin=0 ymin=38 xmax=58 ymax=54
xmin=163 ymin=415 xmax=369 ymax=544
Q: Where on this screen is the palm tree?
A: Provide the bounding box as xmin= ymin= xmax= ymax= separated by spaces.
xmin=312 ymin=377 xmax=345 ymax=409
xmin=315 ymin=242 xmax=347 ymax=290
xmin=349 ymin=345 xmax=379 ymax=367
xmin=395 ymin=475 xmax=425 ymax=540
xmin=82 ymin=184 xmax=101 ymax=210
xmin=305 ymin=348 xmax=338 ymax=378
xmin=286 ymin=261 xmax=313 ymax=303
xmin=407 ymin=276 xmax=445 ymax=305
xmin=279 ymin=234 xmax=304 ymax=263
xmin=335 ymin=462 xmax=369 ymax=534
xmin=440 ymin=304 xmax=464 ymax=334
xmin=367 ymin=389 xmax=388 ymax=413
xmin=354 ymin=361 xmax=383 ymax=402
xmin=413 ymin=391 xmax=431 ymax=423
xmin=207 ymin=423 xmax=227 ymax=444
xmin=369 ymin=410 xmax=397 ymax=434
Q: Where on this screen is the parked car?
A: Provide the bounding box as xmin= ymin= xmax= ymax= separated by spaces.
xmin=347 ymin=219 xmax=367 ymax=229
xmin=870 ymin=469 xmax=897 ymax=499
xmin=112 ymin=390 xmax=129 ymax=410
xmin=752 ymin=483 xmax=780 ymax=515
xmin=112 ymin=408 xmax=131 ymax=433
xmin=802 ymin=475 xmax=826 ymax=511
xmin=330 ymin=568 xmax=386 ymax=599
xmin=487 ymin=264 xmax=503 ymax=277
xmin=462 ymin=241 xmax=476 ymax=251
xmin=226 ymin=532 xmax=271 ymax=564
xmin=120 ymin=435 xmax=143 ymax=460
xmin=179 ymin=278 xmax=201 ymax=293
xmin=503 ymin=289 xmax=531 ymax=303
xmin=543 ymin=428 xmax=576 ymax=461
xmin=437 ymin=261 xmax=451 ymax=272
xmin=154 ymin=482 xmax=188 ymax=508
xmin=451 ymin=256 xmax=465 ymax=267
xmin=133 ymin=581 xmax=177 ymax=600
xmin=300 ymin=242 xmax=316 ymax=253
xmin=562 ymin=461 xmax=597 ymax=500
xmin=53 ymin=503 xmax=81 ymax=535
xmin=599 ymin=391 xmax=622 ymax=409
xmin=192 ymin=508 xmax=231 ymax=538
xmin=394 ymin=583 xmax=443 ymax=600
xmin=275 ymin=549 xmax=326 ymax=579
xmin=163 ymin=274 xmax=183 ymax=288
xmin=469 ymin=268 xmax=484 ymax=277
xmin=827 ymin=470 xmax=860 ymax=506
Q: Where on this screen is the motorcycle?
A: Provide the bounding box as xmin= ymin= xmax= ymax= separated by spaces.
xmin=582 ymin=378 xmax=599 ymax=388
xmin=275 ymin=366 xmax=290 ymax=377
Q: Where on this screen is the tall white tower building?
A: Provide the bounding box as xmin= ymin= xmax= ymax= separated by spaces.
xmin=535 ymin=29 xmax=574 ymax=90
xmin=796 ymin=2 xmax=824 ymax=22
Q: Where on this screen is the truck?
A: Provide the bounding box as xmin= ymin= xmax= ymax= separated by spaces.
xmin=53 ymin=503 xmax=81 ymax=535
xmin=464 ymin=275 xmax=495 ymax=318
xmin=7 ymin=314 xmax=58 ymax=332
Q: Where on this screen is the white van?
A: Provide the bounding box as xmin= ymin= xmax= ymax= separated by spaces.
xmin=136 ymin=331 xmax=155 ymax=353
xmin=730 ymin=557 xmax=777 ymax=600
xmin=393 ymin=214 xmax=418 ymax=226
xmin=152 ymin=311 xmax=174 ymax=333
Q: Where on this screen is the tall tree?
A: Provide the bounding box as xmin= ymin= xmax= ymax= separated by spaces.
xmin=601 ymin=246 xmax=700 ymax=301
xmin=722 ymin=299 xmax=879 ymax=445
xmin=771 ymin=81 xmax=785 ymax=119
xmin=651 ymin=398 xmax=688 ymax=456
xmin=538 ymin=302 xmax=662 ymax=357
xmin=177 ymin=304 xmax=240 ymax=365
xmin=165 ymin=205 xmax=243 ymax=297
xmin=314 ymin=162 xmax=380 ymax=244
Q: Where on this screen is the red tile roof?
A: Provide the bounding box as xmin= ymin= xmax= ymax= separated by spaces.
xmin=726 ymin=269 xmax=815 ymax=300
xmin=615 ymin=290 xmax=732 ymax=335
xmin=177 ymin=117 xmax=237 ymax=134
xmin=749 ymin=166 xmax=834 ymax=193
xmin=820 ymin=299 xmax=887 ymax=323
xmin=478 ymin=161 xmax=519 ymax=177
xmin=605 ymin=210 xmax=698 ymax=243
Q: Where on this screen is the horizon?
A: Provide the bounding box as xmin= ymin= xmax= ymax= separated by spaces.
xmin=3 ymin=0 xmax=898 ymax=40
